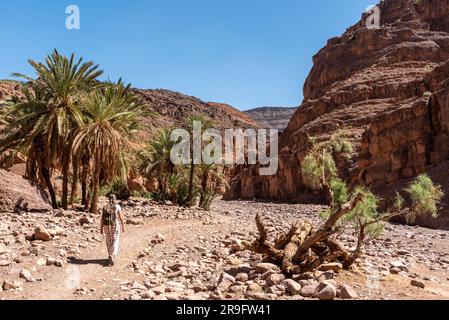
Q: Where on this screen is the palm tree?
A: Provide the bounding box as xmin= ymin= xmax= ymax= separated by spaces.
xmin=137 ymin=128 xmax=176 ymax=197
xmin=0 ymin=86 xmax=60 ymax=207
xmin=8 ymin=50 xmax=103 ymax=209
xmin=73 ymin=82 xmax=143 ymax=213
xmin=185 ymin=115 xmax=214 ymax=206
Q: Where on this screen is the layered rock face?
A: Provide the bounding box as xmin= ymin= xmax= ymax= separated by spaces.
xmin=227 ymin=0 xmax=449 ymax=227
xmin=244 ymin=107 xmax=298 ymax=131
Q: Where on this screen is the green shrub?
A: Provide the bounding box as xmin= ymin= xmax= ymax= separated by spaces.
xmin=405 ymin=174 xmax=444 ymax=223
xmin=105 ymin=177 xmax=131 ymax=200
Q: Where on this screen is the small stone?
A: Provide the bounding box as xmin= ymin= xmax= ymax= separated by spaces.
xmin=282 ymin=279 xmax=302 ymax=295
xmin=141 ymin=290 xmax=156 ymax=299
xmin=0 ymin=260 xmax=11 ymax=267
xmin=411 ymin=280 xmax=425 ymax=289
xmin=300 ymin=285 xmax=317 ymax=298
xmin=79 ymin=216 xmax=93 ymax=226
xmin=235 ymin=273 xmax=249 ymax=282
xmin=266 ymin=273 xmax=285 ymax=286
xmin=217 ymin=272 xmax=235 ymax=292
xmin=37 ymin=258 xmax=46 ymax=266
xmin=20 ymin=269 xmax=35 ymax=282
xmin=54 ymin=259 xmax=64 ymax=267
xmin=2 ymin=279 xmax=21 ymax=290
xmin=319 ymin=263 xmax=343 ymax=273
xmin=389 ymin=267 xmax=401 ymax=275
xmin=338 ymin=284 xmax=358 ymax=299
xmin=46 ymin=257 xmax=56 ymax=266
xmin=314 ymin=282 xmax=336 ymax=300
xmin=0 ymin=244 xmax=7 ymax=255
xmin=255 ymin=263 xmax=281 ymax=274
xmin=34 ymin=226 xmax=52 ymax=242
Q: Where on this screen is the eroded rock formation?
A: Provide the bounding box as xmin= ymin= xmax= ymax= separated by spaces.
xmin=227 ymin=0 xmax=449 ymax=228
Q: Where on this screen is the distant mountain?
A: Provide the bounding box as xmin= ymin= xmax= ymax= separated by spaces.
xmin=244 ymin=107 xmax=297 ymax=131
xmin=133 ymin=89 xmax=258 ymax=130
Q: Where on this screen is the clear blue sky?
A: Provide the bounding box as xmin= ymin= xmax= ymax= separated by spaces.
xmin=0 ymin=0 xmax=375 ymax=110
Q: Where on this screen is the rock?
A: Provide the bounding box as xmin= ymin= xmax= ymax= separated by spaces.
xmin=20 ymin=269 xmax=35 ymax=282
xmin=132 ymin=281 xmax=147 ymax=290
xmin=282 ymin=279 xmax=302 ymax=295
xmin=216 ymin=272 xmax=235 ymax=292
xmin=389 ymin=267 xmax=401 ymax=275
xmin=300 ymin=285 xmax=317 ymax=298
xmin=127 ymin=218 xmax=144 ymax=225
xmin=141 ymin=290 xmax=156 ymax=299
xmin=245 ymin=292 xmax=271 ymax=300
xmin=314 ymin=282 xmax=337 ymax=301
xmin=411 ymin=280 xmax=426 ymax=289
xmin=0 ymin=259 xmax=11 ymax=267
xmin=389 ymin=261 xmax=407 ymax=270
xmin=36 ymin=258 xmax=46 ymax=266
xmin=338 ymin=284 xmax=358 ymax=299
xmin=235 ymin=273 xmax=249 ymax=282
xmin=0 ymin=169 xmax=52 ymax=213
xmin=319 ymin=263 xmax=343 ymax=273
xmin=54 ymin=259 xmax=64 ymax=267
xmin=316 ymin=270 xmax=335 ymax=280
xmin=46 ymin=257 xmax=56 ymax=266
xmin=255 ymin=263 xmax=281 ymax=274
xmin=79 ymin=216 xmax=93 ymax=226
xmin=266 ymin=273 xmax=285 ymax=286
xmin=0 ymin=243 xmax=8 ymax=255
xmin=2 ymin=279 xmax=21 ymax=291
xmin=34 ymin=226 xmax=52 ymax=242
xmin=151 ymin=285 xmax=167 ymax=294
xmin=247 ymin=283 xmax=263 ymax=292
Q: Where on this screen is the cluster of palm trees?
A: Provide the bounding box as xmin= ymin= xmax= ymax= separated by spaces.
xmin=137 ymin=115 xmax=228 ymax=210
xmin=0 ymin=50 xmax=145 ymax=213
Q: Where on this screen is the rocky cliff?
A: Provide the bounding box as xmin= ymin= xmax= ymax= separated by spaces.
xmin=227 ymin=0 xmax=449 ymax=228
xmin=134 ymin=89 xmax=257 ymax=129
xmin=244 ymin=107 xmax=297 ymax=131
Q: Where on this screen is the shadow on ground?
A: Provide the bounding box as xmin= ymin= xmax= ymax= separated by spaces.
xmin=68 ymin=256 xmax=110 ymax=267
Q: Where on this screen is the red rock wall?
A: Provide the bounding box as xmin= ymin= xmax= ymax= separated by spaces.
xmin=227 ymin=0 xmax=449 ymax=228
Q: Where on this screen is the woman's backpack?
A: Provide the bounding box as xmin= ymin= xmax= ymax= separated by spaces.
xmin=102 ymin=204 xmax=116 ymax=226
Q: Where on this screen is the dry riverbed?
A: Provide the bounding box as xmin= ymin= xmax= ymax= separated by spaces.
xmin=1 ymin=199 xmax=449 ymax=300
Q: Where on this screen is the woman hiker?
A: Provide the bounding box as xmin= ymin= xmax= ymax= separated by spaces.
xmin=100 ymin=194 xmax=125 ymax=266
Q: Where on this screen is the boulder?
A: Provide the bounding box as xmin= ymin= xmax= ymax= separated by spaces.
xmin=0 ymin=169 xmax=51 ymax=212
xmin=314 ymin=282 xmax=337 ymax=301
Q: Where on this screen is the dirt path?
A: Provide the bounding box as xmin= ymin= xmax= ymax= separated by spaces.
xmin=8 ymin=219 xmax=206 ymax=300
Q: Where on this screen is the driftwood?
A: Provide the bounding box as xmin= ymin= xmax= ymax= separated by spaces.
xmin=244 ymin=195 xmax=365 ymax=275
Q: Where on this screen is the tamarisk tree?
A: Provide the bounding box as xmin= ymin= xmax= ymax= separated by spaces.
xmin=244 ymin=130 xmax=444 ymax=275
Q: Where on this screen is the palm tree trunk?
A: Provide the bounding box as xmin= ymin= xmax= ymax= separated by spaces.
xmin=199 ymin=171 xmax=208 ymax=207
xmin=81 ymin=156 xmax=89 ymax=206
xmin=69 ymin=157 xmax=79 ymax=206
xmin=42 ymin=166 xmax=58 ymax=209
xmin=187 ymin=162 xmax=195 ymax=205
xmin=62 ymin=155 xmax=70 ymax=210
xmin=90 ymin=159 xmax=101 ymax=214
